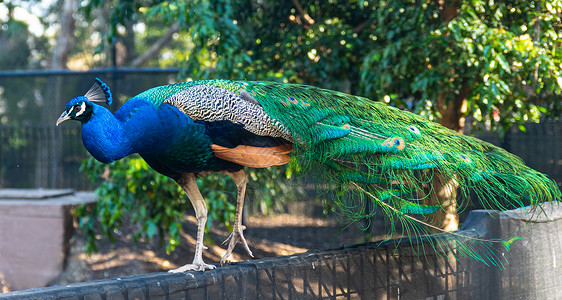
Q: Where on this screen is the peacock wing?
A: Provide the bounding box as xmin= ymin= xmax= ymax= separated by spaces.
xmin=137 ymin=80 xmax=293 ymax=168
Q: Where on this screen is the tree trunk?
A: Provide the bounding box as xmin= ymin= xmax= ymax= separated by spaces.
xmin=436 ymin=79 xmax=470 ymax=133
xmin=131 ymin=23 xmax=180 ymax=67
xmin=50 ymin=0 xmax=76 ymax=70
xmin=422 ymin=172 xmax=460 ymax=233
xmin=119 ymin=18 xmax=137 ymax=66
xmin=427 ymin=79 xmax=469 ymax=232
xmin=422 ymin=0 xmax=469 ymax=232
xmin=36 ymin=0 xmax=77 ymax=188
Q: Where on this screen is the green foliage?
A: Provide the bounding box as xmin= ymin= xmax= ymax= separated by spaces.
xmin=76 ymin=153 xmax=300 ymax=253
xmin=358 ymin=1 xmax=562 ymax=132
xmin=77 ymin=155 xmax=189 ymax=254
xmin=157 ymin=0 xmax=245 ymax=79
xmin=246 ymin=166 xmax=295 ymax=215
xmin=0 ymin=19 xmax=31 ymax=69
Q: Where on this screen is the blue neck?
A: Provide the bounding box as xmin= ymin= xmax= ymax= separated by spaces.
xmin=81 ymin=104 xmax=133 ymax=163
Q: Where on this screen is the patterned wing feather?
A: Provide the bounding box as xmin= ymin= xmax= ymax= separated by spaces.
xmin=135 ymin=80 xmax=292 ymax=168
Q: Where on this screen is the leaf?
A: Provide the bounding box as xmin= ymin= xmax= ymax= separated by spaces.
xmin=483 ymin=45 xmax=491 ymax=57
xmin=491 ymin=83 xmax=500 ymax=99
xmin=146 ymin=221 xmax=157 ymax=238
xmin=496 ymin=79 xmax=511 ymax=93
xmin=496 ymin=54 xmax=511 ymax=74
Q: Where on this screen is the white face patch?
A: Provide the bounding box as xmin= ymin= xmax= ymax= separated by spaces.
xmin=75 ymin=101 xmax=86 ymax=117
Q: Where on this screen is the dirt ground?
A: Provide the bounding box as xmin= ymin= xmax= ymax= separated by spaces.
xmin=47 ymin=202 xmax=386 ymax=287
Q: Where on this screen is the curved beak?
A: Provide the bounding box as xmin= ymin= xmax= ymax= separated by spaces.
xmin=56 ymin=110 xmax=71 ymax=126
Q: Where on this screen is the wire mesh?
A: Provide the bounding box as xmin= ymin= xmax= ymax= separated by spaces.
xmin=3 ymin=205 xmax=561 ymax=299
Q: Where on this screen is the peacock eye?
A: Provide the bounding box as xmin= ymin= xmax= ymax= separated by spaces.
xmin=73 ymin=106 xmax=81 ymax=111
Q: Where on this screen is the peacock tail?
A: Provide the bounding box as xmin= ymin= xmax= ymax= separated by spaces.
xmin=130 ymin=79 xmax=560 ymax=267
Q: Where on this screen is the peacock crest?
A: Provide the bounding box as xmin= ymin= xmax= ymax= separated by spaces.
xmin=84 ymin=78 xmax=113 ymax=105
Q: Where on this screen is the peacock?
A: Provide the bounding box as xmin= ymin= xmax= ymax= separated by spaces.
xmin=57 ymin=78 xmax=561 ymax=271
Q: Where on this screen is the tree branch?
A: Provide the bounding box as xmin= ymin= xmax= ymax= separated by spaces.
xmin=352 ymin=21 xmax=368 ymax=34
xmin=131 ymin=22 xmax=180 ymax=67
xmin=291 ymin=0 xmax=315 ymax=25
xmin=51 ymin=0 xmax=78 ymax=69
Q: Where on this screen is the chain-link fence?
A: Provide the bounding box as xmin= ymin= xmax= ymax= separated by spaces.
xmin=0 ymin=69 xmax=179 ymax=189
xmin=469 ymin=119 xmax=562 ymax=191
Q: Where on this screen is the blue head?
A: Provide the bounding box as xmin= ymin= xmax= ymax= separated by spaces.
xmin=56 ymin=78 xmax=113 ymax=126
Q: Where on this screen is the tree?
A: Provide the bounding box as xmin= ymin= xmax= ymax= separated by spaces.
xmin=0 ymin=18 xmax=31 ymax=69
xmin=358 ymin=0 xmax=562 ymax=230
xmin=360 ymin=0 xmax=561 ymax=134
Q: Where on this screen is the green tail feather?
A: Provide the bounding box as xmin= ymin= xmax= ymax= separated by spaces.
xmin=350 ymin=181 xmax=524 ymax=268
xmin=157 ymin=79 xmax=560 ymax=266
xmin=502 ymin=237 xmax=522 ymax=250
xmin=204 ymin=80 xmax=559 ymax=265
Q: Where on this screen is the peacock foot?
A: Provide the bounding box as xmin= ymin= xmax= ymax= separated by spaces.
xmin=220 ymin=225 xmax=253 ymax=266
xmin=168 ymin=261 xmax=216 ymax=272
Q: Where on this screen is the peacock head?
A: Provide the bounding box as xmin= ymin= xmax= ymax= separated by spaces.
xmin=56 ymin=78 xmax=113 ymax=126
xmin=56 ymin=97 xmax=94 ymax=125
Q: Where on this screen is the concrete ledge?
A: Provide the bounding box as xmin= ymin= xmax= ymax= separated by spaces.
xmin=0 ymin=191 xmax=96 ymax=291
xmin=497 ymin=202 xmax=562 ymax=300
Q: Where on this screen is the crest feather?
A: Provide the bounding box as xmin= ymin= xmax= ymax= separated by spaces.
xmin=84 ymin=78 xmax=113 ymax=105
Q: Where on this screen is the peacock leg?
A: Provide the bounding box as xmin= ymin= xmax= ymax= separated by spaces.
xmin=220 ymin=170 xmax=253 ymax=266
xmin=169 ymin=173 xmax=216 ymax=272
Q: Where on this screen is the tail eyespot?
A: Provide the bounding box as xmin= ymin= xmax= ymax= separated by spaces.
xmin=460 ymin=154 xmax=472 ymax=163
xmin=382 ymin=137 xmax=406 ymax=151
